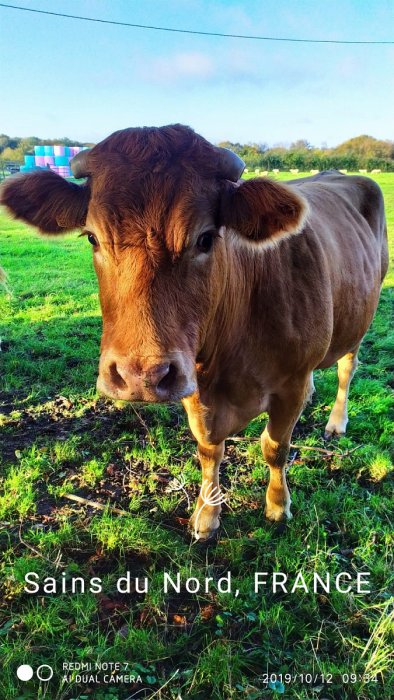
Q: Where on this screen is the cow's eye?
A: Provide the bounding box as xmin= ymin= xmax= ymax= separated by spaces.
xmin=196 ymin=231 xmax=215 ymax=254
xmin=87 ymin=232 xmax=98 ymax=247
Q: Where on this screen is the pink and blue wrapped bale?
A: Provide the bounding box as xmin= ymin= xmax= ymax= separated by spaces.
xmin=23 ymin=145 xmax=83 ymax=177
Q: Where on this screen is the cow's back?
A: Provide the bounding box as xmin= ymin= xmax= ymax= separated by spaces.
xmin=291 ymin=171 xmax=388 ymax=278
xmin=287 ymin=172 xmax=388 ymax=366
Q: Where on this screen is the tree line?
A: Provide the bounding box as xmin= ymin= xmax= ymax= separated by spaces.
xmin=0 ymin=135 xmax=93 ymax=164
xmin=0 ymin=132 xmax=393 ymax=172
xmin=218 ymin=135 xmax=394 ymax=172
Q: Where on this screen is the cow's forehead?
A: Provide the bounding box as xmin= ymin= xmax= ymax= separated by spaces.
xmin=86 ymin=167 xmax=219 ymax=255
xmin=82 ymin=125 xmax=222 ymax=253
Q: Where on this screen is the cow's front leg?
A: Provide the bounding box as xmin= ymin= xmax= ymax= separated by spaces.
xmin=189 ymin=442 xmax=225 ymax=540
xmin=182 ymin=394 xmax=225 ymax=541
xmin=262 ymin=376 xmax=310 ymax=522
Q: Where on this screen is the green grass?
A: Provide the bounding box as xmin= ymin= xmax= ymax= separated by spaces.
xmin=0 ymin=173 xmax=393 ymax=700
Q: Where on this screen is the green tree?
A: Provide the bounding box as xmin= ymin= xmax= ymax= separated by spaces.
xmin=333 ymin=135 xmax=394 ymax=161
xmin=1 ymin=147 xmax=24 ymax=163
xmin=0 ymin=134 xmax=19 ymax=153
xmin=18 ymin=137 xmax=41 ymax=155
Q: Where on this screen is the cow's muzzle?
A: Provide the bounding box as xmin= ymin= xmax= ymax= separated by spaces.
xmin=96 ymin=351 xmax=197 ymax=402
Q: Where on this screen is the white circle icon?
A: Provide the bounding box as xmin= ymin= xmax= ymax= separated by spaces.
xmin=17 ymin=665 xmax=34 ymax=681
xmin=36 ymin=664 xmax=53 ymax=681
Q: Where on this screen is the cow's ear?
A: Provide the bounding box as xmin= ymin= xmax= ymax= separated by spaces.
xmin=0 ymin=170 xmax=90 ymax=234
xmin=220 ymin=178 xmax=308 ymax=244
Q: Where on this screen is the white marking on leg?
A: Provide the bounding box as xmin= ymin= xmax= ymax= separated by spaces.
xmin=307 ymin=371 xmax=315 ymax=403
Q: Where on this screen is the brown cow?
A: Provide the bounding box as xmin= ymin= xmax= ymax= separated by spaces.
xmin=0 ymin=125 xmax=388 ymax=540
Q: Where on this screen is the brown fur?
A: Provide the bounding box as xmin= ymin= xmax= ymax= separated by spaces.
xmin=1 ymin=170 xmax=90 ymax=233
xmin=0 ymin=125 xmax=388 ymax=538
xmin=221 ymin=177 xmax=308 ymax=241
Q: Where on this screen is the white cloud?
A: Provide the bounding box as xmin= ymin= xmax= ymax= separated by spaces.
xmin=141 ymin=51 xmax=214 ymax=83
xmin=136 ymin=46 xmax=323 ymax=89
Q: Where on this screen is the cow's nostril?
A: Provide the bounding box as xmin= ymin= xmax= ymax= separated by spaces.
xmin=157 ymin=363 xmax=178 ymax=392
xmin=109 ymin=362 xmax=127 ymax=390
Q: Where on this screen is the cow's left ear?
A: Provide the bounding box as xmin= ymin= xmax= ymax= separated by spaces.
xmin=220 ymin=178 xmax=308 ymax=244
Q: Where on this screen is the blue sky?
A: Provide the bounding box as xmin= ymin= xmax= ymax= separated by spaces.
xmin=1 ymin=0 xmax=393 ymax=147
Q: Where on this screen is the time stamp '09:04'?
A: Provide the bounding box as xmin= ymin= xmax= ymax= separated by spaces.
xmin=260 ymin=673 xmax=378 ymax=684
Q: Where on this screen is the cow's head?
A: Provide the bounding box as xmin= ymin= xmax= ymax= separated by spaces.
xmin=0 ymin=125 xmax=307 ymax=402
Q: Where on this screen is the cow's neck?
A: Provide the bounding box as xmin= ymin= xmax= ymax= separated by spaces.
xmin=198 ymin=241 xmax=258 ymax=384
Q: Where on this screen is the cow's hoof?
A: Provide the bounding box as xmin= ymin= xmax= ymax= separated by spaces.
xmin=190 ymin=526 xmax=220 ymax=543
xmin=189 ymin=509 xmax=220 ymax=542
xmin=265 ymin=502 xmax=292 ymax=522
xmin=324 ymin=428 xmax=346 ymax=440
xmin=324 ymin=416 xmax=347 ymax=439
xmin=189 ymin=524 xmax=220 ymax=542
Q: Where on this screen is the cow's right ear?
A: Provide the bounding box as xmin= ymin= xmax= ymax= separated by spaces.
xmin=0 ymin=170 xmax=90 ymax=234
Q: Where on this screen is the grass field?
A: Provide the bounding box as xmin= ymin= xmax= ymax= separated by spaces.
xmin=0 ymin=172 xmax=393 ymax=700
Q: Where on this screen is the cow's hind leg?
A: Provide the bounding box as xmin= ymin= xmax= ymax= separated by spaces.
xmin=262 ymin=375 xmax=311 ymax=522
xmin=324 ymin=349 xmax=359 ymax=439
xmin=307 ymin=371 xmax=315 ymax=403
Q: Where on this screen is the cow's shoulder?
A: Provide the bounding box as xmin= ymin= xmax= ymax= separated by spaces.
xmin=289 ymin=171 xmax=385 ymax=231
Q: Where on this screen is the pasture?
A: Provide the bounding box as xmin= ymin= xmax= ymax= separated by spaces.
xmin=0 ymin=172 xmax=393 ymax=700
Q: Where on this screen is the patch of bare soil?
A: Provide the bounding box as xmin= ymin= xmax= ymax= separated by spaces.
xmin=0 ymin=395 xmax=178 ymax=461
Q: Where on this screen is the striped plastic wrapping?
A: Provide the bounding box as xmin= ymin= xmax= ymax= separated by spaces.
xmin=24 ymin=145 xmax=84 ymax=177
xmin=54 ymin=156 xmax=69 ymax=166
xmin=21 ymin=165 xmax=41 ymax=172
xmin=49 ymin=165 xmax=71 ymax=176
